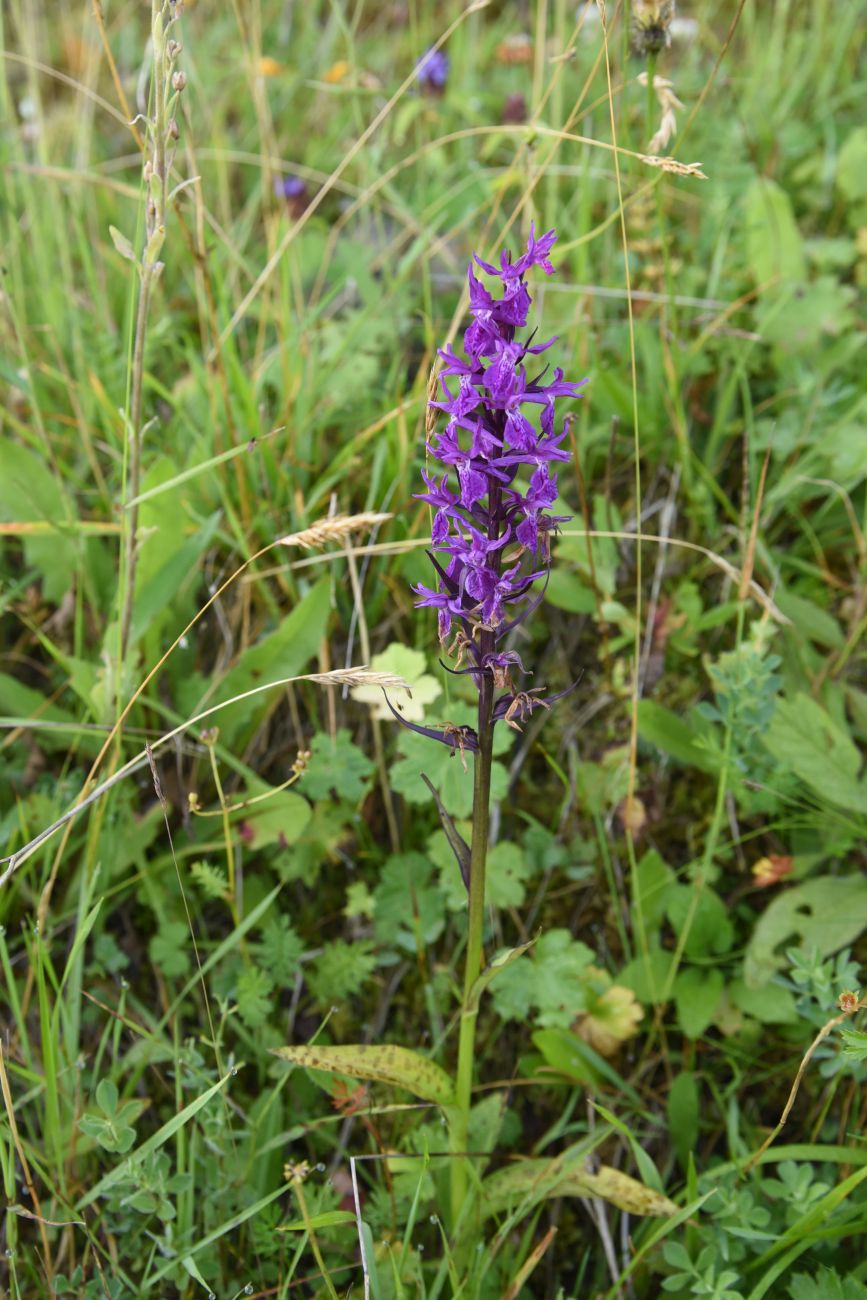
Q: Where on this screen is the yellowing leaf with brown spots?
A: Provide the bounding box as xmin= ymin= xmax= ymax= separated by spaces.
xmin=482 ymin=1155 xmax=676 ymax=1220
xmin=272 ymin=1044 xmax=455 ymax=1105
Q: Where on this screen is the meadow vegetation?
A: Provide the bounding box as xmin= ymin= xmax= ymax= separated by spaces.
xmin=1 ymin=0 xmax=866 ymax=1295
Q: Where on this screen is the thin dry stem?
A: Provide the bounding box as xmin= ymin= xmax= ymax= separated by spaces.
xmin=743 ymin=992 xmax=867 ymax=1174
xmin=1 ymin=668 xmax=411 ymax=885
xmin=0 ymin=1044 xmax=53 ymax=1280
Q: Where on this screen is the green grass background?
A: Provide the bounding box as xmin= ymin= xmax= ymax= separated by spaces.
xmin=1 ymin=0 xmax=866 ymax=1295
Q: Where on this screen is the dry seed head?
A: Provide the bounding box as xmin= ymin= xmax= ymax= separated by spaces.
xmin=167 ymin=119 xmax=179 ymax=141
xmin=277 ymin=511 xmax=391 ymax=550
xmin=638 ymin=153 xmax=707 ymax=179
xmin=305 ymin=668 xmax=413 ymax=692
xmin=638 ymin=71 xmax=684 ymax=153
xmin=172 ymin=70 xmax=187 ymax=92
xmin=631 ymin=0 xmax=676 ymax=56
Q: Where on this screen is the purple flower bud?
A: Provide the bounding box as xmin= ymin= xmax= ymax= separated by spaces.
xmin=274 ymin=174 xmax=306 ymax=200
xmin=411 ymin=226 xmax=588 ymax=729
xmin=274 ymin=174 xmax=308 ymax=218
xmin=416 ymin=47 xmax=449 ymax=95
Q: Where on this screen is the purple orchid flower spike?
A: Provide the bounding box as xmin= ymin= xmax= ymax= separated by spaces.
xmin=410 ymin=226 xmax=587 ymax=721
xmin=395 ymin=228 xmax=586 ymax=900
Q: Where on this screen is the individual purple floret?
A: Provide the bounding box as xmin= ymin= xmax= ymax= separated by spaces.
xmin=411 ymin=226 xmax=587 ymax=746
xmin=416 ymin=47 xmax=449 ymax=94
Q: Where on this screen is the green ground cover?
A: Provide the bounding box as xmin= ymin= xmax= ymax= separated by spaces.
xmin=1 ymin=0 xmax=866 ymax=1295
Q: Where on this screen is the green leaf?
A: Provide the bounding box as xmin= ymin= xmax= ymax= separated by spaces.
xmin=390 ymin=727 xmax=508 ymax=817
xmin=79 ymin=1069 xmax=235 ymax=1209
xmin=619 ymin=945 xmax=676 ymax=1005
xmin=744 ymin=875 xmax=867 ymax=986
xmin=836 ymin=126 xmax=867 ymax=203
xmin=673 ymin=967 xmax=724 ymax=1039
xmin=149 ymin=921 xmax=192 ymax=979
xmin=486 ymin=841 xmax=534 ymax=909
xmin=0 ymin=674 xmax=100 ymax=756
xmin=762 ymin=694 xmax=867 ymax=813
xmin=373 ymin=853 xmax=446 ymax=952
xmin=257 ymin=915 xmax=304 ymax=983
xmin=467 ymin=1093 xmax=508 ymax=1172
xmin=761 ymin=277 xmax=856 ymax=353
xmin=631 ymin=849 xmax=676 ymax=931
xmin=665 ymin=884 xmax=734 ymax=957
xmin=729 ymin=978 xmax=798 ymax=1025
xmin=491 ymin=929 xmax=594 ymax=1028
xmin=667 ymin=1072 xmax=699 ymax=1170
xmin=744 ymin=177 xmax=806 ymax=285
xmin=130 ymin=512 xmax=220 ymax=646
xmin=637 ymin=701 xmax=722 ymax=774
xmin=839 ymin=1029 xmax=867 ymax=1063
xmin=774 ymin=591 xmax=845 ymax=650
xmin=790 ymin=1270 xmax=867 ymax=1300
xmin=236 ymin=966 xmax=274 ymax=1029
xmin=95 ymin=1079 xmax=118 ymax=1116
xmin=481 ymin=1154 xmax=677 ymax=1220
xmin=190 ymin=860 xmax=229 ymax=901
xmin=0 ymin=438 xmax=77 ymax=602
xmin=278 ymin=1210 xmax=356 ymax=1232
xmin=231 ymin=788 xmax=312 ymax=849
xmin=545 ymin=569 xmax=597 ymax=614
xmin=302 ymin=729 xmax=375 ymax=802
xmin=467 ymin=940 xmax=535 ymax=1013
xmin=272 ymin=1044 xmax=456 ymax=1105
xmin=530 ymin=1027 xmax=602 ymax=1088
xmin=109 ymin=224 xmax=137 ymax=262
xmin=208 ymin=579 xmax=331 ymax=742
xmin=306 ymin=940 xmax=376 ymax=1004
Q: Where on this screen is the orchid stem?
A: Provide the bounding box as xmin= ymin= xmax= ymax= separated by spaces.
xmin=450 ymin=663 xmax=494 ymax=1232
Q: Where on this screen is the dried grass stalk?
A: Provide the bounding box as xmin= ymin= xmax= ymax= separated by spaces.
xmin=277 ymin=512 xmax=392 ymax=550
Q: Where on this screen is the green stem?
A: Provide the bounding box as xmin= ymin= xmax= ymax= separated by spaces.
xmin=449 ymin=664 xmax=495 ymax=1232
xmin=645 ymin=51 xmax=657 ymax=141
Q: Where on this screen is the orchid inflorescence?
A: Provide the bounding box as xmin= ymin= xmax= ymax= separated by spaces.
xmin=404 ymin=227 xmax=586 ymax=754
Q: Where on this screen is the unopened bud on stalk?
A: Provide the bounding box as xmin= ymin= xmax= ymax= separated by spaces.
xmin=167 ymin=39 xmax=182 ymax=60
xmin=167 ymin=119 xmax=179 ymax=140
xmin=172 ymin=70 xmax=187 ymax=91
xmin=143 ymin=160 xmax=153 ymax=183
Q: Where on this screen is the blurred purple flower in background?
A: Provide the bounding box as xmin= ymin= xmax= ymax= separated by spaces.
xmin=416 ymin=47 xmax=449 ymax=95
xmin=273 ymin=173 xmax=308 ymax=217
xmin=412 ymin=227 xmax=587 ymax=742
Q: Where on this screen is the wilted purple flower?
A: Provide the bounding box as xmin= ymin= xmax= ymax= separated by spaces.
xmin=416 ymin=47 xmax=449 ymax=95
xmin=412 ymin=226 xmax=587 ymax=743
